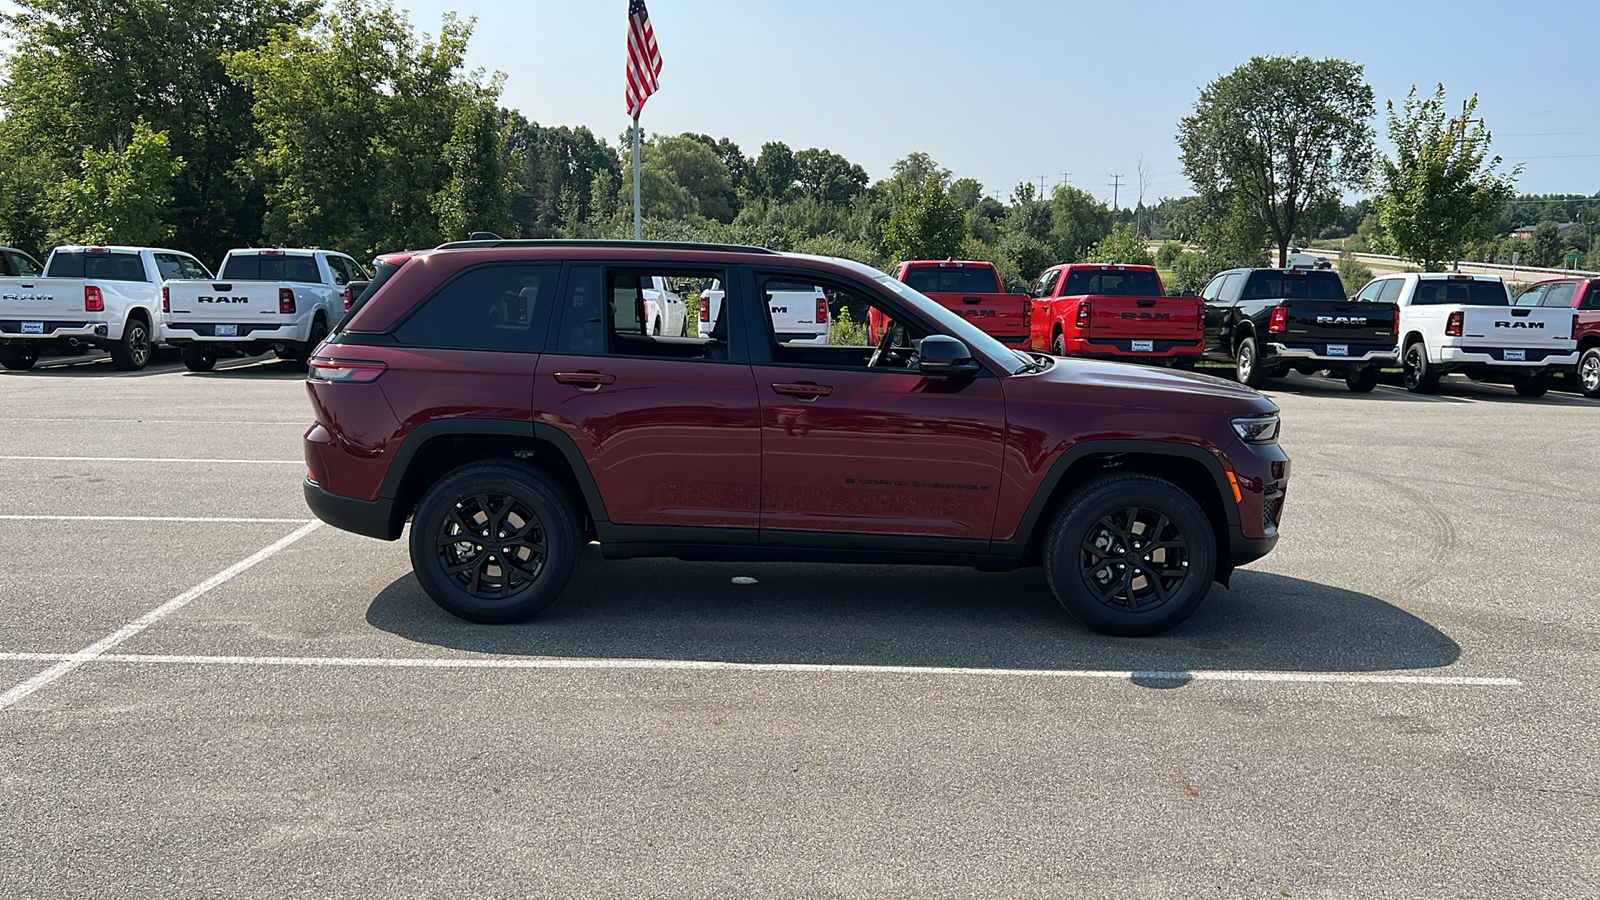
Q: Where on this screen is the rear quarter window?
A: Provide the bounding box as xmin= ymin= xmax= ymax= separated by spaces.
xmin=393 ymin=263 xmax=559 ymax=352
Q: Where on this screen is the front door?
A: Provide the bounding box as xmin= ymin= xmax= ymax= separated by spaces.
xmin=746 ymin=269 xmax=1006 ymax=541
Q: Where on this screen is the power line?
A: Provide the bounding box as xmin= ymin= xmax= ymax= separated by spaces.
xmin=1109 ymin=174 xmax=1124 ymax=210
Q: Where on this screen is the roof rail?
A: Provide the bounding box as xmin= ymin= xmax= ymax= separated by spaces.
xmin=432 ymin=238 xmax=779 ymax=255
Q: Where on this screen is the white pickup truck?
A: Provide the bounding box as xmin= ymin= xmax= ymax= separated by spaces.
xmin=162 ymin=248 xmax=368 ymax=371
xmin=1366 ymin=272 xmax=1580 ymax=397
xmin=611 ymin=275 xmax=688 ymax=336
xmin=697 ymin=279 xmax=829 ymax=343
xmin=0 ymin=245 xmax=212 ymax=370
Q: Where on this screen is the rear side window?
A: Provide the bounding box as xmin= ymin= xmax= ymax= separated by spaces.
xmin=1542 ymin=283 xmax=1577 ymax=308
xmin=1377 ymin=280 xmax=1404 ymax=303
xmin=1240 ymin=271 xmax=1344 ymax=301
xmin=1410 ymin=279 xmax=1509 ymax=306
xmin=901 ymin=265 xmax=1000 ymax=294
xmin=394 ymin=263 xmax=558 ymax=352
xmin=221 ymin=254 xmax=321 ymax=283
xmin=1585 ymin=281 xmax=1600 ymax=310
xmin=46 ymin=250 xmax=147 ymax=281
xmin=153 ymin=253 xmax=187 ymax=280
xmin=1061 ymin=268 xmax=1161 ymax=297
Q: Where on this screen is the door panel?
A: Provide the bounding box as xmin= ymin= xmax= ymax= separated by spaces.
xmin=753 ymin=365 xmax=1006 ymax=539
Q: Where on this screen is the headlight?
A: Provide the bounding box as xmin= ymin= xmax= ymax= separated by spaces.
xmin=1232 ymin=414 xmax=1280 ymax=443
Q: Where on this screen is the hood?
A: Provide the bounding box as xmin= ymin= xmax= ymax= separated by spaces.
xmin=1035 ymin=357 xmax=1271 ymax=403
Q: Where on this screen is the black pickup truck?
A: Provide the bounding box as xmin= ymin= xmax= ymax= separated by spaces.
xmin=1200 ymin=267 xmax=1400 ymax=392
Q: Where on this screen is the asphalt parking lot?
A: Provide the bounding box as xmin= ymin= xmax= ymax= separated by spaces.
xmin=2 ymin=351 xmax=1597 ymax=898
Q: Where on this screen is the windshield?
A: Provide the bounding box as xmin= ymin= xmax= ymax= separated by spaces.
xmin=1412 ymin=278 xmax=1509 ymax=306
xmin=901 ymin=265 xmax=1002 ymax=294
xmin=810 ymin=255 xmax=1028 ymax=374
xmin=1061 ymin=269 xmax=1162 ymax=297
xmin=222 ymin=253 xmax=321 ymax=283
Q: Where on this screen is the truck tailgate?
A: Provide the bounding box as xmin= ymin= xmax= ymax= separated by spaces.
xmin=0 ymin=277 xmax=92 ymax=325
xmin=927 ymin=292 xmax=1029 ymax=344
xmin=1279 ymin=300 xmax=1399 ymax=354
xmin=166 ymin=280 xmax=290 ymax=329
xmin=1461 ymin=306 xmax=1577 ymax=356
xmin=1085 ymin=295 xmax=1202 ymax=342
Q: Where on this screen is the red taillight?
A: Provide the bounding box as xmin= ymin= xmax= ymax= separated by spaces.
xmin=279 ymin=287 xmax=296 ymax=315
xmin=1575 ymin=314 xmax=1582 ymax=341
xmin=1075 ymin=300 xmax=1092 ymax=329
xmin=161 ymin=286 xmax=170 ymax=313
xmin=1269 ymin=306 xmax=1287 ymax=333
xmin=85 ymin=285 xmax=104 ymax=312
xmin=699 ymin=299 xmax=710 ymax=323
xmin=342 ymin=288 xmax=353 ymax=313
xmin=1023 ymin=297 xmax=1031 ymax=329
xmin=307 ymin=358 xmax=387 ymax=383
xmin=815 ymin=297 xmax=827 ymax=324
xmin=1446 ymin=311 xmax=1464 ymax=337
xmin=1392 ymin=309 xmax=1400 ymax=335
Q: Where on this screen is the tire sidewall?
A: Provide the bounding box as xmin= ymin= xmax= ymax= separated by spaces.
xmin=408 ymin=462 xmax=579 ymax=623
xmin=1043 ymin=474 xmax=1217 ymax=637
xmin=1580 ymin=348 xmax=1600 ymax=398
xmin=1236 ymin=336 xmax=1263 ymax=386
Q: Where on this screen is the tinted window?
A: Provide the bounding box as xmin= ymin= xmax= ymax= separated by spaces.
xmin=9 ymin=251 xmax=42 ymax=277
xmin=394 ymin=263 xmax=559 ymax=352
xmin=555 ymin=266 xmax=606 ymax=353
xmin=1061 ymin=268 xmax=1162 ymax=297
xmin=178 ymin=256 xmax=211 ymax=279
xmin=1240 ymin=271 xmax=1344 ymax=301
xmin=1513 ymin=285 xmax=1545 ymax=307
xmin=1377 ymin=280 xmax=1403 ymax=303
xmin=1585 ymin=281 xmax=1600 ymax=310
xmin=46 ymin=250 xmax=148 ymax=281
xmin=1033 ymin=269 xmax=1059 ymax=299
xmin=153 ymin=253 xmax=186 ymax=280
xmin=1216 ymin=273 xmax=1243 ymax=302
xmin=221 ymin=253 xmax=322 ymax=283
xmin=1410 ymin=279 xmax=1509 ymax=306
xmin=1542 ymin=283 xmax=1577 ymax=308
xmin=901 ymin=265 xmax=1002 ymax=294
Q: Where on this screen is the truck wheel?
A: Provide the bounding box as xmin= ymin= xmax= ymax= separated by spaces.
xmin=1043 ymin=473 xmax=1216 ymax=636
xmin=1402 ymin=340 xmax=1439 ymax=393
xmin=109 ymin=317 xmax=152 ymax=371
xmin=1578 ymin=348 xmax=1600 ymax=399
xmin=293 ymin=316 xmax=328 ymax=365
xmin=1512 ymin=375 xmax=1548 ymax=399
xmin=1345 ymin=366 xmax=1379 ymax=393
xmin=409 ymin=461 xmax=581 ymax=624
xmin=1052 ymin=331 xmax=1065 ymax=357
xmin=1234 ymin=336 xmax=1268 ymax=387
xmin=181 ymin=344 xmax=218 ymax=373
xmin=0 ymin=345 xmax=39 ymax=370
xmin=652 ymin=318 xmax=662 ymax=336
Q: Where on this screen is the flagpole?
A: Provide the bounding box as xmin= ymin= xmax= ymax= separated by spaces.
xmin=631 ymin=116 xmax=642 ymax=241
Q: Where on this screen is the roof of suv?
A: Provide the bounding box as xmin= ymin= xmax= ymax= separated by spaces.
xmin=432 ymin=239 xmax=779 ymax=255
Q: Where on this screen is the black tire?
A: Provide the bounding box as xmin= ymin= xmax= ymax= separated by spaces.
xmin=1345 ymin=365 xmax=1379 ymax=393
xmin=1052 ymin=330 xmax=1065 ymax=357
xmin=652 ymin=318 xmax=662 ymax=336
xmin=1578 ymin=347 xmax=1600 ymax=399
xmin=109 ymin=316 xmax=152 ymax=371
xmin=293 ymin=315 xmax=328 ymax=365
xmin=181 ymin=344 xmax=217 ymax=373
xmin=1042 ymin=473 xmax=1216 ymax=637
xmin=1234 ymin=335 xmax=1267 ymax=388
xmin=0 ymin=345 xmax=39 ymax=370
xmin=408 ymin=461 xmax=581 ymax=624
xmin=1402 ymin=340 xmax=1439 ymax=393
xmin=1512 ymin=376 xmax=1548 ymax=399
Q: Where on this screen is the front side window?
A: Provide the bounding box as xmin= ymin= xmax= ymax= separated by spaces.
xmin=1033 ymin=269 xmax=1059 ymax=299
xmin=1353 ymin=280 xmax=1385 ymax=303
xmin=11 ymin=251 xmax=42 ymax=277
xmin=153 ymin=253 xmax=186 ymax=281
xmin=1513 ymin=285 xmax=1546 ymax=307
xmin=394 ymin=263 xmax=559 ymax=352
xmin=1201 ymin=274 xmax=1228 ymax=301
xmin=757 ymin=272 xmax=929 ymax=371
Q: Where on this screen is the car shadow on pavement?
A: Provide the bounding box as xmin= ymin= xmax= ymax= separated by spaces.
xmin=365 ymin=552 xmax=1460 ymax=674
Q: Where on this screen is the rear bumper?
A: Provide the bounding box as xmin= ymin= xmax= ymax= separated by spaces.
xmin=0 ymin=322 xmax=107 ymax=341
xmin=1438 ymin=346 xmax=1578 ymax=368
xmin=1268 ymin=342 xmax=1397 ymax=364
xmin=1065 ymin=338 xmax=1205 ymax=359
xmin=303 ymin=478 xmax=401 ymax=541
xmin=164 ymin=323 xmax=306 ymax=343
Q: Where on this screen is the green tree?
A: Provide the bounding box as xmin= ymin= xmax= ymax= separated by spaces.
xmin=1178 ymin=55 xmax=1375 ymax=267
xmin=506 ymin=116 xmax=619 ymax=238
xmin=1049 ymin=185 xmax=1114 ymax=262
xmin=793 ymin=148 xmax=868 ymax=206
xmin=644 ymin=135 xmax=738 ymax=222
xmin=53 ymin=121 xmax=184 ymax=245
xmin=1527 ymin=220 xmax=1562 ymax=269
xmin=1370 ymin=85 xmax=1520 ymax=271
xmin=881 ymin=177 xmax=964 ymax=262
xmin=434 ymin=87 xmax=517 ymax=239
xmin=1084 ymin=224 xmax=1155 ymax=266
xmin=750 ymin=142 xmax=798 ymax=202
xmin=948 ymin=178 xmax=985 ymax=210
xmin=1336 ymin=252 xmax=1374 ymax=297
xmin=888 ymin=152 xmax=950 ymax=190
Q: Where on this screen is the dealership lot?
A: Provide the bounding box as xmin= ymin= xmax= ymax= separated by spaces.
xmin=2 ymin=357 xmax=1597 ymax=898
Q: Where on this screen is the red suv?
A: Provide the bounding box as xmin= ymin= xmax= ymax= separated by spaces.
xmin=304 ymin=240 xmax=1289 ymax=636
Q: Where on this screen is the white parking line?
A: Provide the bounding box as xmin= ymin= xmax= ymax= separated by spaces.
xmin=0 ymin=521 xmax=323 ymax=713
xmin=0 ymin=651 xmax=1521 ymax=688
xmin=0 ymin=515 xmax=315 ymax=524
xmin=0 ymin=455 xmax=302 ymax=465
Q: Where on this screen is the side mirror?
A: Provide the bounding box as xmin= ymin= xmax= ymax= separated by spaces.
xmin=920 ymin=335 xmax=980 ymax=376
xmin=1013 ymin=287 xmax=1028 ymax=294
xmin=1180 ymin=289 xmax=1195 ymax=297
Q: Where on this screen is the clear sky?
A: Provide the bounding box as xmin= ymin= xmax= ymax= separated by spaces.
xmin=384 ymin=0 xmax=1596 ymax=205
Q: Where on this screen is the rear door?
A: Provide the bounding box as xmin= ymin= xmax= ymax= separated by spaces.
xmin=1201 ymin=270 xmax=1243 ymax=356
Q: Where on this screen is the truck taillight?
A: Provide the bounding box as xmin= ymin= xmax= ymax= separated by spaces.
xmin=342 ymin=288 xmax=353 ymax=313
xmin=1392 ymin=309 xmax=1400 ymax=335
xmin=699 ymin=300 xmax=710 ymax=323
xmin=1446 ymin=311 xmax=1464 ymax=337
xmin=1575 ymin=314 xmax=1582 ymax=341
xmin=816 ymin=297 xmax=827 ymax=324
xmin=279 ymin=288 xmax=296 ymax=315
xmin=1023 ymin=297 xmax=1031 ymax=329
xmin=1075 ymin=300 xmax=1091 ymax=329
xmin=1269 ymin=306 xmax=1287 ymax=333
xmin=85 ymin=285 xmax=104 ymax=312
xmin=161 ymin=286 xmax=170 ymax=313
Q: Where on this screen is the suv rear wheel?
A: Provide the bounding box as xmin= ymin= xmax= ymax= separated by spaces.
xmin=408 ymin=461 xmax=580 ymax=623
xmin=1043 ymin=473 xmax=1216 ymax=636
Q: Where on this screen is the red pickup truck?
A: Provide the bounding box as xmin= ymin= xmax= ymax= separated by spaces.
xmin=1028 ymin=263 xmax=1204 ymax=364
xmin=880 ymin=260 xmax=1029 ymax=345
xmin=1515 ymin=276 xmax=1600 ymax=398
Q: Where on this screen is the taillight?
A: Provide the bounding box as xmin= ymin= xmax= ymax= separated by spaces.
xmin=279 ymin=288 xmax=296 ymax=315
xmin=307 ymin=358 xmax=387 ymax=383
xmin=1392 ymin=309 xmax=1400 ymax=335
xmin=161 ymin=286 xmax=170 ymax=313
xmin=1446 ymin=311 xmax=1464 ymax=337
xmin=699 ymin=299 xmax=710 ymax=322
xmin=1075 ymin=300 xmax=1091 ymax=329
xmin=1023 ymin=297 xmax=1031 ymax=329
xmin=1575 ymin=314 xmax=1582 ymax=341
xmin=342 ymin=288 xmax=353 ymax=313
xmin=815 ymin=297 xmax=827 ymax=324
xmin=1269 ymin=306 xmax=1287 ymax=333
xmin=85 ymin=285 xmax=104 ymax=312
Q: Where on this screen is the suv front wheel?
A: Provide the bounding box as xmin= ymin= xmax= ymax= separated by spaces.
xmin=409 ymin=461 xmax=580 ymax=623
xmin=1043 ymin=473 xmax=1216 ymax=636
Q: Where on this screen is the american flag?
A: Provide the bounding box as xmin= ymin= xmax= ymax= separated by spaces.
xmin=625 ymin=0 xmax=663 ymax=119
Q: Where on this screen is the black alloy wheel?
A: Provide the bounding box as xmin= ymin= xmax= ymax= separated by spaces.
xmin=110 ymin=318 xmax=151 ymax=370
xmin=1578 ymin=348 xmax=1600 ymax=399
xmin=409 ymin=461 xmax=579 ymax=623
xmin=1402 ymin=341 xmax=1439 ymax=393
xmin=0 ymin=345 xmax=39 ymax=370
xmin=1044 ymin=473 xmax=1216 ymax=636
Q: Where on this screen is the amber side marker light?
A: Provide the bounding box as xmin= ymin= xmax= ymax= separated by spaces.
xmin=1225 ymin=471 xmax=1244 ymax=504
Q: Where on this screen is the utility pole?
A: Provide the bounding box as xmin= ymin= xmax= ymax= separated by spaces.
xmin=1037 ymin=175 xmax=1049 ymax=198
xmin=1059 ymin=171 xmax=1072 ymax=189
xmin=1109 ymin=174 xmax=1124 ymax=211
